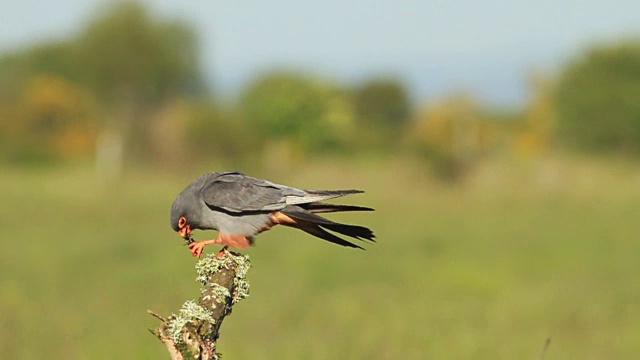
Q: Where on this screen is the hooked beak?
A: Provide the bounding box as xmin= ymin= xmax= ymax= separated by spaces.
xmin=178 ymin=225 xmax=191 ymax=240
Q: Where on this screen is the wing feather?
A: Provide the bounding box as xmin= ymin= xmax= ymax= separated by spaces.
xmin=200 ymin=172 xmax=365 ymax=215
xmin=201 ymin=172 xmax=291 ymax=213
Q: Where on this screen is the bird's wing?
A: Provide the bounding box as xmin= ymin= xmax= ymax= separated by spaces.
xmin=200 ymin=172 xmax=304 ymax=213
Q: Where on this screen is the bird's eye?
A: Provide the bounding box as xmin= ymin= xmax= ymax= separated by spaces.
xmin=178 ymin=216 xmax=187 ymax=228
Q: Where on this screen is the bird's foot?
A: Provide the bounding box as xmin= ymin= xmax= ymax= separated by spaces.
xmin=187 ymin=241 xmax=205 ymax=257
xmin=187 ymin=239 xmax=217 ymax=258
xmin=214 ymin=246 xmax=229 ymax=258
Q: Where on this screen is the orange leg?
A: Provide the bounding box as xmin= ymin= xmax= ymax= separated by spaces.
xmin=214 ymin=246 xmax=229 ymax=258
xmin=187 ymin=233 xmax=251 ymax=258
xmin=187 ymin=238 xmax=221 ymax=258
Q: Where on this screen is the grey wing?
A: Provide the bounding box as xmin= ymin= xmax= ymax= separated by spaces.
xmin=200 ymin=172 xmax=305 ymax=213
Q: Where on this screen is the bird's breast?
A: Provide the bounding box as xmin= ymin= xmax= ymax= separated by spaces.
xmin=203 ymin=210 xmax=272 ymax=237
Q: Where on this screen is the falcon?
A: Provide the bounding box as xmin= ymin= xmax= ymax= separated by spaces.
xmin=170 ymin=171 xmax=375 ymax=257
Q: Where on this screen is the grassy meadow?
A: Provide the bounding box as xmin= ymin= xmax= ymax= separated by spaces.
xmin=1 ymin=155 xmax=639 ymax=359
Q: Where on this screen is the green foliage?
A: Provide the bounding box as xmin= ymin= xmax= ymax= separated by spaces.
xmin=185 ymin=99 xmax=262 ymax=165
xmin=0 ymin=1 xmax=205 ymax=164
xmin=75 ymin=2 xmax=203 ymax=106
xmin=241 ymin=72 xmax=323 ymax=136
xmin=352 ymin=77 xmax=410 ymax=129
xmin=0 ymin=1 xmax=204 ymax=107
xmin=240 ymin=71 xmax=355 ymax=153
xmin=556 ymin=41 xmax=640 ymax=154
xmin=408 ymin=94 xmax=486 ymax=180
xmin=0 ymin=41 xmax=77 ymax=82
xmin=0 ymin=74 xmax=99 ymax=164
xmin=0 ymin=42 xmax=90 ymax=164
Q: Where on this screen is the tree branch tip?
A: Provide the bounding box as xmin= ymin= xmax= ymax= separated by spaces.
xmin=147 ymin=309 xmax=166 ymax=322
xmin=148 ymin=328 xmax=161 ymax=339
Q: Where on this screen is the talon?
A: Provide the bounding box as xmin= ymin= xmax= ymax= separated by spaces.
xmin=214 ymin=246 xmax=229 ymax=258
xmin=184 ymin=238 xmax=224 ymax=258
xmin=187 ymin=241 xmax=206 ymax=257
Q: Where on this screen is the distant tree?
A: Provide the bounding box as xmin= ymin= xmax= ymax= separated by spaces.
xmin=75 ymin=2 xmax=203 ymax=106
xmin=0 ymin=41 xmax=83 ymax=164
xmin=185 ymin=99 xmax=262 ymax=166
xmin=0 ymin=74 xmax=98 ymax=163
xmin=408 ymin=94 xmax=487 ymax=180
xmin=240 ymin=71 xmax=354 ymax=156
xmin=0 ymin=41 xmax=76 ymax=82
xmin=353 ymin=77 xmax=410 ymax=129
xmin=513 ymin=72 xmax=556 ymax=158
xmin=556 ymin=41 xmax=640 ymax=155
xmin=73 ymin=1 xmax=205 ymax=171
xmin=0 ymin=42 xmax=79 ymax=158
xmin=0 ymin=1 xmax=205 ymax=170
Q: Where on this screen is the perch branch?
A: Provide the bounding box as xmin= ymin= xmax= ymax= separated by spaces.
xmin=149 ymin=249 xmax=251 ymax=359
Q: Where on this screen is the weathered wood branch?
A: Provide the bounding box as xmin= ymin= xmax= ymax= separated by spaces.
xmin=149 ymin=250 xmax=251 ymax=359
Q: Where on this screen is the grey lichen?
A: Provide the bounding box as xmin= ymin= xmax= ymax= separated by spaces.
xmin=167 ymin=300 xmax=215 ymax=345
xmin=195 ymin=250 xmax=251 ymax=304
xmin=195 ymin=255 xmax=223 ymax=285
xmin=204 ymin=282 xmax=231 ymax=304
xmin=228 ymin=252 xmax=251 ymax=304
xmin=153 ymin=250 xmax=251 ymax=358
xmin=232 ymin=278 xmax=250 ymax=305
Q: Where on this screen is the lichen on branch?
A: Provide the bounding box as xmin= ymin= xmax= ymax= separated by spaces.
xmin=195 ymin=250 xmax=251 ymax=304
xmin=150 ymin=249 xmax=251 ymax=360
xmin=166 ymin=300 xmax=216 ymax=345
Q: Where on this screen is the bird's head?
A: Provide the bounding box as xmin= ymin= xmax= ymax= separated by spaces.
xmin=176 ymin=215 xmax=192 ymax=241
xmin=170 ymin=191 xmax=199 ymax=243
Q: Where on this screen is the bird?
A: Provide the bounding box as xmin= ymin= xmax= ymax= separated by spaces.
xmin=170 ymin=171 xmax=375 ymax=257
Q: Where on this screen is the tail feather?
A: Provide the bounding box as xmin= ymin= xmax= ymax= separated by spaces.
xmin=305 ymin=189 xmax=364 ymax=197
xmin=280 ymin=205 xmax=376 ymax=247
xmin=296 ymin=224 xmax=364 ymax=249
xmin=322 ymin=222 xmax=376 ymax=241
xmin=304 ymin=202 xmax=374 ymax=214
xmin=286 ymin=189 xmax=364 ymax=206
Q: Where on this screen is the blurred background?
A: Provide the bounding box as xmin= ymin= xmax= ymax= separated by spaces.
xmin=1 ymin=1 xmax=639 ymax=358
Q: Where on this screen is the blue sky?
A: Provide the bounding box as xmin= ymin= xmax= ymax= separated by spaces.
xmin=1 ymin=0 xmax=639 ymax=106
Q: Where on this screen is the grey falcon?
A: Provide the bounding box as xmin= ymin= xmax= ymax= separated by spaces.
xmin=170 ymin=171 xmax=375 ymax=257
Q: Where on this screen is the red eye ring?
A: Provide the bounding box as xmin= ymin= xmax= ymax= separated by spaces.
xmin=178 ymin=216 xmax=187 ymax=228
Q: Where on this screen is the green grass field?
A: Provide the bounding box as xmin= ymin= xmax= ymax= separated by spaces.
xmin=1 ymin=156 xmax=639 ymax=359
